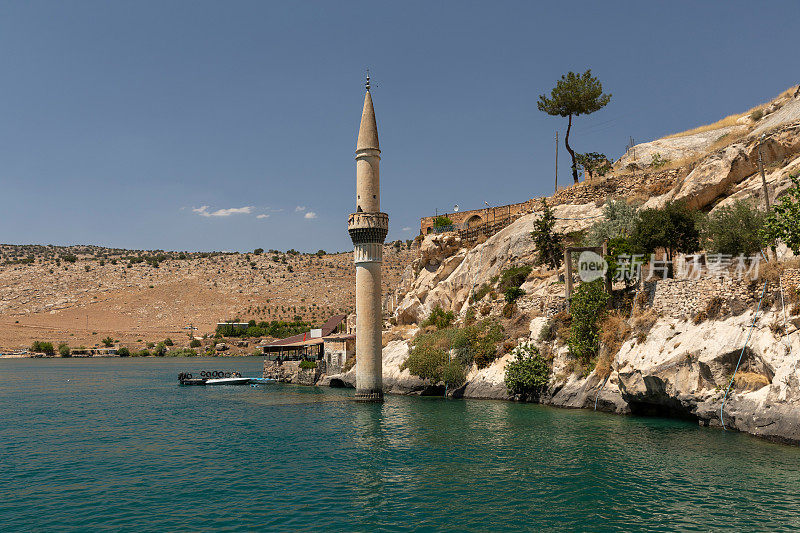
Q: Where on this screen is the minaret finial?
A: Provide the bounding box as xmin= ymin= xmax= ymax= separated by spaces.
xmin=365 ymin=68 xmax=371 ymax=91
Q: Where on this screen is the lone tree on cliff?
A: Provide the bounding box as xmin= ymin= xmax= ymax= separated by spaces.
xmin=538 ymin=70 xmax=612 ymax=184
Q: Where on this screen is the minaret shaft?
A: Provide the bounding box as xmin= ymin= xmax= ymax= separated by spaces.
xmin=348 ymin=87 xmax=387 ymax=402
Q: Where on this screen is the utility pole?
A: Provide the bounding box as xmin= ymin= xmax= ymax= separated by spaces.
xmin=758 ymin=134 xmax=771 ymax=212
xmin=554 ymin=131 xmax=559 ymax=193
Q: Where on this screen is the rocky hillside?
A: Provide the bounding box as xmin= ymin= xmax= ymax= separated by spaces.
xmin=329 ymin=85 xmax=800 ymax=444
xmin=0 ymin=243 xmax=414 ymax=351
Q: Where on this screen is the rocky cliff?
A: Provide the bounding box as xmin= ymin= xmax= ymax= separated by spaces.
xmin=326 ymin=86 xmax=800 ymax=444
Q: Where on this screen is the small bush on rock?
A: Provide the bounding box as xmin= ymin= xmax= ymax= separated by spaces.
xmin=505 ymin=341 xmax=550 ymax=400
xmin=567 ymin=280 xmax=610 ymax=366
xmin=422 ymin=306 xmax=455 ymax=330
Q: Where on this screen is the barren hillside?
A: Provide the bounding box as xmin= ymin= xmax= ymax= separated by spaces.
xmin=0 ymin=244 xmax=414 ymax=351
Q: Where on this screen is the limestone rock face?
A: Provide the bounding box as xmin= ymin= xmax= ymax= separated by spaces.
xmin=617 ymin=126 xmax=746 ymax=169
xmin=394 ymin=203 xmax=601 ymax=325
xmin=670 ymin=143 xmax=756 ymax=209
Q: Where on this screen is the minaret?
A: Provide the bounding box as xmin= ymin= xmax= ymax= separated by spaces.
xmin=348 ymin=73 xmax=388 ymax=402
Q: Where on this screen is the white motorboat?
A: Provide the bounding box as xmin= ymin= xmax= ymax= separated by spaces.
xmin=204 ymin=377 xmax=251 ymax=386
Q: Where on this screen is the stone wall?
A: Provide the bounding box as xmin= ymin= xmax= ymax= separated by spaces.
xmin=640 ymin=268 xmax=800 ymax=319
xmin=419 ymin=199 xmax=538 ymax=235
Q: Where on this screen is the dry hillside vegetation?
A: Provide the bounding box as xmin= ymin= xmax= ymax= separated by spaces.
xmin=0 ymin=243 xmax=414 ymax=351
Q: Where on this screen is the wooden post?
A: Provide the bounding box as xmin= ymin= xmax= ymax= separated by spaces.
xmin=602 ymin=241 xmax=612 ymax=295
xmin=564 ymin=248 xmax=573 ymax=304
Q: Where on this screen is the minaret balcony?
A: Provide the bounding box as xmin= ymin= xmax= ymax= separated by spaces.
xmin=348 ymin=212 xmax=389 ymax=244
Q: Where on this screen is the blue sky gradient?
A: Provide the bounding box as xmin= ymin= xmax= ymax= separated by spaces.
xmin=1 ymin=1 xmax=798 ymax=252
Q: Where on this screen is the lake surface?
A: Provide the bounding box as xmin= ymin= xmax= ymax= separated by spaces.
xmin=1 ymin=357 xmax=799 ymax=532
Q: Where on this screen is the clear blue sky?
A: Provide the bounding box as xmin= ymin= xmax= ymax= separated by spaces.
xmin=1 ymin=1 xmax=798 ymax=253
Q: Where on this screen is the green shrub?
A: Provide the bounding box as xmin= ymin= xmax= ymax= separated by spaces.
xmin=504 ymin=287 xmax=526 ymax=303
xmin=58 ymin=343 xmax=71 ymax=357
xmin=498 ymin=265 xmax=532 ymax=292
xmin=750 ymin=109 xmax=764 ymax=121
xmin=441 ymin=359 xmax=466 ymax=389
xmin=702 ymin=200 xmax=766 ymax=256
xmin=31 ymin=341 xmax=55 ymax=356
xmin=567 ymin=280 xmax=610 ymax=365
xmin=585 ymin=200 xmax=639 ymax=245
xmin=471 ymin=282 xmax=492 ymax=303
xmin=117 ymin=347 xmax=130 ymax=357
xmin=137 ymin=349 xmax=151 ymax=357
xmin=189 ymin=339 xmax=202 ymax=348
xmin=505 ymin=341 xmax=550 ymax=399
xmin=630 ymin=201 xmax=700 ymax=262
xmin=531 ymin=199 xmax=563 ymax=269
xmin=762 ymin=174 xmax=800 ymax=253
xmin=650 ymin=153 xmax=670 ymax=168
xmin=422 ymin=306 xmax=455 ymax=330
xmin=576 ymin=152 xmax=611 ymax=178
xmin=299 ymin=360 xmax=317 ymax=370
xmin=102 ymin=336 xmax=114 ymax=347
xmin=432 ymin=215 xmax=454 ymax=228
xmin=153 ymin=342 xmax=167 ymax=357
xmin=164 ymin=338 xmax=174 ymax=346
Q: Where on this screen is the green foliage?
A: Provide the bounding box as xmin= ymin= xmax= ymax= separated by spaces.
xmin=253 ymin=248 xmax=264 ymax=255
xmin=402 ymin=319 xmax=504 ymax=385
xmin=58 ymin=343 xmax=71 ymax=357
xmin=31 ymin=341 xmax=55 ymax=356
xmin=137 ymin=349 xmax=151 ymax=357
xmin=153 ymin=342 xmax=167 ymax=357
xmin=451 ymin=319 xmax=504 ymax=369
xmin=189 ymin=339 xmax=202 ymax=348
xmin=702 ymin=200 xmax=766 ymax=256
xmin=538 ymin=69 xmax=612 ymax=183
xmin=650 ymin=153 xmax=670 ymax=168
xmin=101 ymin=336 xmax=114 ymax=347
xmin=630 ymin=202 xmax=700 ymax=261
xmin=299 ymin=360 xmax=318 ymax=370
xmin=750 ymin=109 xmax=764 ymax=121
xmin=762 ymin=174 xmax=800 ymax=253
xmin=402 ymin=331 xmax=450 ymax=384
xmin=604 ymin=236 xmax=637 ymax=288
xmin=471 ymin=282 xmax=492 ymax=303
xmin=504 ymin=287 xmax=526 ymax=303
xmin=585 ymin=200 xmax=639 ymax=245
xmin=504 ymin=341 xmax=550 ymax=398
xmin=537 ymin=70 xmax=612 ymax=118
xmin=441 ymin=359 xmax=466 ymax=389
xmin=576 ymin=152 xmax=611 ymax=178
xmin=216 ymin=319 xmax=313 ymax=339
xmin=531 ymin=199 xmax=563 ymax=269
xmin=432 ymin=215 xmax=454 ymax=228
xmin=422 ymin=306 xmax=455 ymax=330
xmin=567 ymin=280 xmax=610 ymax=365
xmin=498 ymin=265 xmax=533 ymax=292
xmin=117 ymin=347 xmax=131 ymax=357
xmin=164 ymin=338 xmax=174 ymax=346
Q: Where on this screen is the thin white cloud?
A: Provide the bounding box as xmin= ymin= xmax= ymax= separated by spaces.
xmin=256 ymin=214 xmax=270 ymax=219
xmin=402 ymin=226 xmax=412 ymax=232
xmin=192 ymin=205 xmax=254 ymax=218
xmin=295 ymin=205 xmax=307 ymax=212
xmin=304 ymin=211 xmax=318 ymax=219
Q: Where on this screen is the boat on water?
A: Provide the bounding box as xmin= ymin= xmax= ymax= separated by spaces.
xmin=178 ymin=371 xmax=252 ymax=386
xmin=205 ymin=376 xmax=251 ymax=386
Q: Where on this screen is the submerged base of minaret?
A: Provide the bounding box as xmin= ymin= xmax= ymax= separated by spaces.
xmin=353 ymin=390 xmax=384 ymax=402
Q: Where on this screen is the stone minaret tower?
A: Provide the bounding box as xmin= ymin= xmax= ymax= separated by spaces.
xmin=348 ymin=75 xmax=388 ymax=402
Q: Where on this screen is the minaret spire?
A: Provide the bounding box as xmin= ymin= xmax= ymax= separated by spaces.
xmin=348 ymin=77 xmax=388 ymax=402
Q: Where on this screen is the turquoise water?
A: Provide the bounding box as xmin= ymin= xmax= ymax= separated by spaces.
xmin=2 ymin=358 xmax=800 ymax=532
